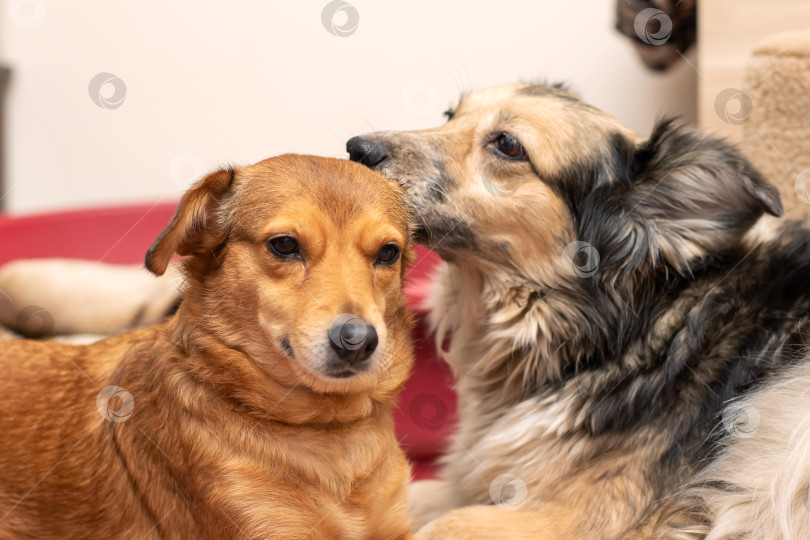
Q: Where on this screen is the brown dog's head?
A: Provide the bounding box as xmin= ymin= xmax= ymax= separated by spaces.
xmin=348 ymin=83 xmax=782 ymax=285
xmin=146 ymin=155 xmax=413 ymax=397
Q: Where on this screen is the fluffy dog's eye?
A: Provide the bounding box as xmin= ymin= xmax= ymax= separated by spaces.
xmin=375 ymin=244 xmax=400 ymax=266
xmin=443 ymin=109 xmax=455 ymax=121
xmin=492 ymin=132 xmax=528 ymax=161
xmin=267 ymin=236 xmax=300 ymax=258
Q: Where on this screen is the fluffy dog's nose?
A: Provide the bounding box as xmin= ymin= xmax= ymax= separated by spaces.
xmin=328 ymin=321 xmax=379 ymax=365
xmin=346 ymin=136 xmax=387 ymax=167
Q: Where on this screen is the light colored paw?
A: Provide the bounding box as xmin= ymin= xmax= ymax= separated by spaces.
xmin=409 ymin=479 xmax=453 ymax=532
xmin=0 ymin=259 xmax=183 ymax=335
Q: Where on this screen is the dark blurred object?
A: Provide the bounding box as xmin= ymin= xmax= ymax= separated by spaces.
xmin=616 ymin=0 xmax=697 ymax=71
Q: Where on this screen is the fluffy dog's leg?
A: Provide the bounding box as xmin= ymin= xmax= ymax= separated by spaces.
xmin=409 ymin=479 xmax=457 ymax=531
xmin=415 ymin=504 xmax=666 ymax=540
xmin=0 ymin=259 xmax=183 ymax=336
xmin=414 ymin=503 xmax=600 ymax=540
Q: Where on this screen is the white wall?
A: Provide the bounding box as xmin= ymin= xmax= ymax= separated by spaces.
xmin=0 ymin=0 xmax=696 ymax=214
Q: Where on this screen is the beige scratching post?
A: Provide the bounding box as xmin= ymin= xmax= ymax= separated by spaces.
xmin=742 ymin=31 xmax=810 ymax=222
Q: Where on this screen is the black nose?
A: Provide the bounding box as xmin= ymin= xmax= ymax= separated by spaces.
xmin=346 ymin=136 xmax=387 ymax=167
xmin=328 ymin=322 xmax=379 ymax=365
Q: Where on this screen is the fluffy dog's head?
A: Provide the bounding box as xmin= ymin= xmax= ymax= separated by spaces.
xmin=348 ymin=83 xmax=782 ymax=393
xmin=349 ymin=83 xmax=781 ymax=278
xmin=146 ymin=155 xmax=414 ymax=400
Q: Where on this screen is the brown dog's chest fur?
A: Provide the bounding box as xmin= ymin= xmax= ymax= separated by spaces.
xmin=0 ymin=325 xmax=411 ymax=540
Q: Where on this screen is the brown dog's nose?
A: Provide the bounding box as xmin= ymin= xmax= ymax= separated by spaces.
xmin=346 ymin=136 xmax=387 ymax=168
xmin=328 ymin=320 xmax=379 ymax=365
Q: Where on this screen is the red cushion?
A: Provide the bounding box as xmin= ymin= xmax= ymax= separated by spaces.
xmin=0 ymin=203 xmax=180 ymax=266
xmin=0 ymin=205 xmax=455 ymax=477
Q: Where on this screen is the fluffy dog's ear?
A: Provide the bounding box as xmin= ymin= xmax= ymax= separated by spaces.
xmin=145 ymin=168 xmax=235 ymax=276
xmin=580 ymin=120 xmax=782 ymax=274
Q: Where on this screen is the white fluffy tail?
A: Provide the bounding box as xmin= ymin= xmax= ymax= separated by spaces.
xmin=660 ymin=361 xmax=810 ymax=539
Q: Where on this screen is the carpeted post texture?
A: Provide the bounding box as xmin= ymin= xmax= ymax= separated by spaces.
xmin=743 ymin=30 xmax=810 ymax=221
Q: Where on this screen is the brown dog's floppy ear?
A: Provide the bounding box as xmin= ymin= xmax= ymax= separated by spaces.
xmin=145 ymin=168 xmax=235 ymax=276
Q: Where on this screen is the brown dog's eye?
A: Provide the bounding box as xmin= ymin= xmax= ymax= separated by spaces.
xmin=267 ymin=236 xmax=300 ymax=258
xmin=375 ymin=244 xmax=400 ymax=266
xmin=491 ymin=132 xmax=528 ymax=161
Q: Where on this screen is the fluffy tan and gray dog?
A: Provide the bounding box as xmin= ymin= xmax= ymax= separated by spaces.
xmin=347 ymin=83 xmax=810 ymax=539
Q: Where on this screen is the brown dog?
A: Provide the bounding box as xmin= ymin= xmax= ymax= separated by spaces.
xmin=0 ymin=155 xmax=415 ymax=539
